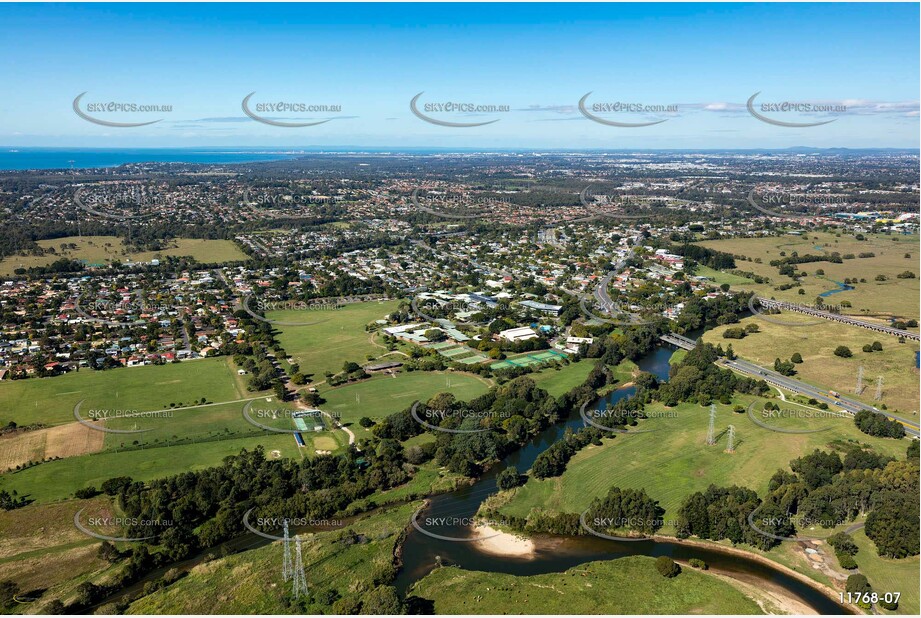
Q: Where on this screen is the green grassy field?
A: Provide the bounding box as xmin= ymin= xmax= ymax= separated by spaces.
xmin=0 ymin=236 xmax=248 ymax=275
xmin=697 ymin=231 xmax=919 ymax=320
xmin=319 ymin=371 xmax=491 ymax=441
xmin=409 ymin=557 xmax=763 ymax=614
xmin=694 ymin=264 xmax=758 ymax=286
xmin=101 ymin=400 xmax=275 ymax=449
xmin=703 ymin=314 xmax=920 ymax=417
xmin=0 ymin=357 xmax=248 ymax=427
xmin=270 ymin=300 xmax=402 ymax=380
xmin=0 ymin=496 xmax=122 ymax=609
xmin=0 ymin=433 xmax=301 ymax=504
xmin=499 ymin=395 xmax=907 ymax=532
xmin=125 ymin=502 xmax=420 ymax=614
xmin=528 ymin=360 xmax=596 ymax=397
xmin=851 ymin=528 xmax=920 ymax=615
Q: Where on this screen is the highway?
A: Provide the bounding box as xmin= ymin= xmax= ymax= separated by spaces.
xmin=719 ymin=357 xmax=920 ymax=438
xmin=657 ymin=333 xmax=919 ymax=438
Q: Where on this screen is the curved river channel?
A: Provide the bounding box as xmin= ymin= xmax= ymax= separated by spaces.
xmin=395 ymin=344 xmax=853 ymax=614
xmin=91 ymin=341 xmax=852 ymax=614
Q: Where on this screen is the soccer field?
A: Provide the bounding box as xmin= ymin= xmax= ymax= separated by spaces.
xmin=0 ymin=357 xmax=248 ymax=427
xmin=270 ymin=300 xmax=402 ymax=379
xmin=319 ymin=371 xmax=491 ymax=440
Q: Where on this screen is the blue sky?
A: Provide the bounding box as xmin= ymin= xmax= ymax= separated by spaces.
xmin=0 ymin=2 xmax=917 ymax=148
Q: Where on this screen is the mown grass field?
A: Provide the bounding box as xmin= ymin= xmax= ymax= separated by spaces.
xmin=697 ymin=231 xmax=920 ymax=320
xmin=703 ymin=313 xmax=920 ymax=417
xmin=499 ymin=395 xmax=908 ymax=532
xmin=270 ymin=300 xmax=402 ymax=380
xmin=0 ymin=235 xmax=248 ymax=275
xmin=0 ymin=357 xmax=247 ymax=427
xmin=528 ymin=360 xmax=595 ymax=397
xmin=0 ymin=433 xmax=300 ymax=504
xmin=319 ymin=371 xmax=491 ymax=441
xmin=409 ymin=557 xmax=762 ymax=614
xmin=125 ymin=502 xmax=420 ymax=614
xmin=850 ymin=528 xmax=920 ymax=615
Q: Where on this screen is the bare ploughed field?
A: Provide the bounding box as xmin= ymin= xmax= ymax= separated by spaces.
xmin=0 ymin=422 xmax=105 ymax=470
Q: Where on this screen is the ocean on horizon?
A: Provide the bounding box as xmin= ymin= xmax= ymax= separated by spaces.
xmin=0 ymin=148 xmax=305 ymax=170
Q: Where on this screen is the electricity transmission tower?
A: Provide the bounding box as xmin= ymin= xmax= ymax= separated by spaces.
xmin=874 ymin=376 xmax=884 ymax=401
xmin=855 ymin=365 xmax=864 ymax=394
xmin=291 ymin=536 xmax=308 ymax=599
xmin=282 ymin=520 xmax=292 ymax=582
xmin=706 ymin=404 xmax=716 ymax=446
xmin=726 ymin=425 xmax=736 ymax=453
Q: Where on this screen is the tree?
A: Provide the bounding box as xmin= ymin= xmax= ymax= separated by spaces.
xmin=865 ymin=495 xmax=919 ymax=558
xmin=833 ymin=346 xmax=852 ymax=358
xmin=845 ymin=574 xmax=870 ymax=595
xmin=45 ymin=600 xmax=66 ymax=615
xmin=359 ymin=585 xmax=403 ymax=614
xmin=496 ymin=466 xmax=523 ymax=491
xmin=75 ymin=581 xmax=103 ymax=607
xmin=655 ymin=556 xmax=681 ymax=578
xmin=790 ymin=352 xmax=803 ymax=363
xmin=358 ymin=417 xmax=375 ymax=428
xmin=827 ymin=532 xmax=858 ymax=555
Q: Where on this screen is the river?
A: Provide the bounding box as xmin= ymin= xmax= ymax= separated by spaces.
xmin=91 ymin=341 xmax=852 ymax=614
xmin=394 ymin=343 xmax=853 ymax=614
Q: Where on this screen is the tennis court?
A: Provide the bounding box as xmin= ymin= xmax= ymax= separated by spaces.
xmin=490 ymin=349 xmax=568 ymax=371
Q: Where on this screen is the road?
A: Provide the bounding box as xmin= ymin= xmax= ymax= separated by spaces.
xmin=263 ymin=345 xmax=357 ymax=446
xmin=718 ymin=356 xmax=920 ymax=438
xmin=592 ymin=246 xmax=639 ymax=314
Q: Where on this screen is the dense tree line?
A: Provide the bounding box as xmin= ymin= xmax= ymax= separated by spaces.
xmin=853 ymin=409 xmax=905 ymax=439
xmin=679 ymin=444 xmax=919 ymax=559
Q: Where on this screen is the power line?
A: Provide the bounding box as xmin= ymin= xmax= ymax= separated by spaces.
xmin=291 ymin=535 xmax=308 ymax=599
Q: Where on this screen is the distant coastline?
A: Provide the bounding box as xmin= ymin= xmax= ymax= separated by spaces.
xmin=0 ymin=146 xmax=916 ymax=171
xmin=0 ymin=148 xmax=305 ymax=171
